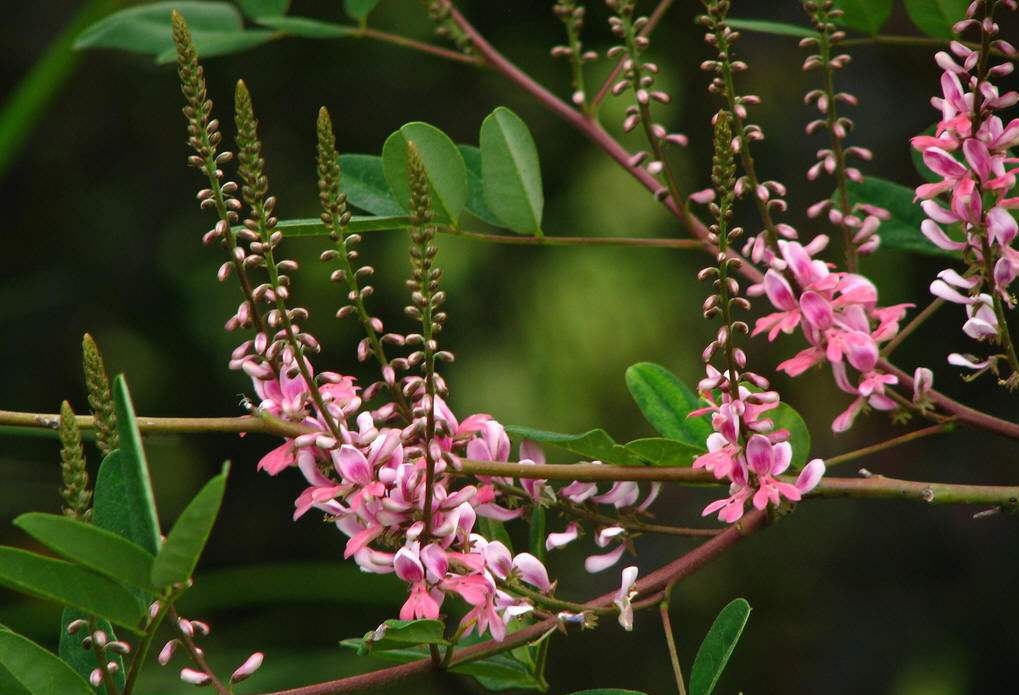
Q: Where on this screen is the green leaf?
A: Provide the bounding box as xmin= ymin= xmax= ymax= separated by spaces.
xmin=382 ymin=122 xmax=469 ymax=224
xmin=0 ymin=547 xmax=144 ymax=632
xmin=14 ymin=513 xmax=156 ymax=591
xmin=459 ymin=145 xmax=505 ymax=226
xmin=58 ymin=609 xmax=124 ymax=695
xmin=340 ymin=642 xmax=544 ymax=691
xmin=0 ymin=629 xmax=94 ymax=695
xmin=238 ymin=0 xmax=290 ymax=19
xmin=253 ymin=16 xmax=355 ymax=39
xmin=110 ymin=376 xmax=161 ymax=554
xmin=843 ymin=176 xmax=958 ymax=258
xmin=904 ymin=0 xmax=968 ymax=38
xmin=340 ymin=154 xmax=406 ymax=216
xmin=344 ymin=0 xmax=383 ymax=20
xmin=262 ymin=215 xmax=411 ymax=238
xmin=74 ymin=2 xmax=242 ymax=55
xmin=355 ymin=619 xmax=448 ymax=654
xmin=690 ymin=598 xmax=752 ymax=695
xmin=504 ymin=426 xmax=643 ymax=466
xmin=769 ymin=403 xmax=811 ymax=470
xmin=624 ymin=437 xmax=701 ymax=467
xmin=832 ymin=0 xmax=893 ymax=35
xmin=564 ymin=691 xmax=649 ymax=695
xmin=625 ymin=362 xmax=712 ymax=448
xmin=153 ymin=30 xmax=276 ymax=64
xmin=480 ymin=107 xmax=544 ymax=235
xmin=151 ymin=464 xmax=229 ymax=588
xmin=725 ymin=18 xmax=814 ymax=38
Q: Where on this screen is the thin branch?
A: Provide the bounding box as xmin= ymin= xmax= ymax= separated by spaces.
xmin=660 ymin=601 xmax=689 ymax=695
xmin=880 ymin=298 xmax=946 ymax=356
xmin=0 ymin=410 xmax=310 ymax=438
xmin=840 ymin=34 xmax=1016 ymax=60
xmin=252 ymin=511 xmax=766 ymax=695
xmin=823 ymin=421 xmax=955 ymax=467
xmin=356 ymin=27 xmax=482 ymax=65
xmin=879 ymin=359 xmax=1019 ymax=441
xmin=445 ymin=228 xmax=702 ymax=249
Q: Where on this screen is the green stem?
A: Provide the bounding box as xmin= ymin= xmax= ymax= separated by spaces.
xmin=87 ymin=617 xmax=121 ymax=695
xmin=823 ymin=421 xmax=954 ymax=467
xmin=356 ymin=27 xmax=481 ymax=65
xmin=880 ymin=298 xmax=945 ymax=356
xmin=122 ymin=597 xmax=173 ymax=695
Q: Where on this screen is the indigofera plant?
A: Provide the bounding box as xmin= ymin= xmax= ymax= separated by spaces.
xmin=1 ymin=1 xmax=1018 ymax=694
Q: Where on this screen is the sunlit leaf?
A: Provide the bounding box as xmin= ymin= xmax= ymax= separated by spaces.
xmin=263 ymin=216 xmax=411 ymax=238
xmin=254 ymin=16 xmax=355 ymax=39
xmin=343 ymin=0 xmax=383 ymax=20
xmin=353 ymin=619 xmax=448 ymax=655
xmin=770 ymin=403 xmax=811 ymax=470
xmin=74 ymin=2 xmax=242 ymax=54
xmin=725 ymin=18 xmax=813 ymax=38
xmin=459 ymin=145 xmax=504 ymax=226
xmin=504 ymin=426 xmax=643 ymax=466
xmin=110 ymin=376 xmax=161 ymax=554
xmin=0 ymin=629 xmax=94 ymax=695
xmin=340 ymin=154 xmax=406 ymax=216
xmin=480 ymin=107 xmax=544 ymax=235
xmin=0 ymin=548 xmax=144 ymax=632
xmin=151 ymin=464 xmax=229 ymax=588
xmin=624 ymin=437 xmax=702 ymax=467
xmin=690 ymin=598 xmax=752 ymax=695
xmin=904 ymin=0 xmax=968 ymax=38
xmin=625 ymin=362 xmax=711 ymax=448
xmin=383 ymin=122 xmax=469 ymax=223
xmin=153 ymin=30 xmax=276 ymax=64
xmin=238 ymin=0 xmax=290 ymax=19
xmin=14 ymin=513 xmax=156 ymax=590
xmin=832 ymin=0 xmax=893 ymax=35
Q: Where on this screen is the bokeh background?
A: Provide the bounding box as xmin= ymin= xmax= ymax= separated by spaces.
xmin=2 ymin=1 xmax=1018 ymax=693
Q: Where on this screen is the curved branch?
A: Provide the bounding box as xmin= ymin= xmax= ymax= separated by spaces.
xmin=253 ymin=511 xmax=766 ymax=695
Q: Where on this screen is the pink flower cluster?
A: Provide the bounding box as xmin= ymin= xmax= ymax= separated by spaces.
xmin=693 ymin=381 xmax=825 ymax=523
xmin=912 ymin=5 xmax=1019 ymax=377
xmin=751 ymin=238 xmax=912 ymax=431
xmin=238 ymin=345 xmax=657 ymax=637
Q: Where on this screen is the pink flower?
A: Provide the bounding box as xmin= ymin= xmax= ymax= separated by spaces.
xmin=613 ymin=566 xmax=639 ymax=631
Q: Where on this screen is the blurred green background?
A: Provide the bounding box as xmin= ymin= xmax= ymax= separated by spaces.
xmin=1 ymin=1 xmax=1018 ymax=693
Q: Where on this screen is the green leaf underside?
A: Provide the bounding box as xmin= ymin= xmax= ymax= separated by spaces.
xmin=480 ymin=107 xmax=544 ymax=235
xmin=354 ymin=619 xmax=448 ymax=654
xmin=260 ymin=216 xmax=411 ymax=238
xmin=14 ymin=513 xmax=156 ymax=591
xmin=151 ymin=465 xmax=229 ymax=588
xmin=529 ymin=506 xmax=547 ymax=562
xmin=382 ymin=122 xmax=469 ymax=224
xmin=624 ymin=437 xmax=702 ymax=467
xmin=564 ymin=691 xmax=650 ymax=695
xmin=0 ymin=629 xmax=94 ymax=695
xmin=504 ymin=426 xmax=643 ymax=466
xmin=253 ymin=16 xmax=355 ymax=39
xmin=0 ymin=547 xmax=144 ymax=631
xmin=833 ymin=0 xmax=893 ymax=34
xmin=459 ymin=145 xmax=505 ymax=226
xmin=690 ymin=598 xmax=752 ymax=695
xmin=343 ymin=0 xmax=383 ymax=20
xmin=58 ymin=609 xmax=124 ymax=695
xmin=340 ymin=642 xmax=544 ymax=691
xmin=154 ymin=31 xmax=276 ymax=64
xmin=479 ymin=518 xmax=514 ymax=553
xmin=111 ymin=376 xmax=162 ymax=554
xmin=725 ymin=18 xmax=814 ymax=37
xmin=340 ymin=154 xmax=407 ymax=216
xmin=74 ymin=2 xmax=242 ymax=54
xmin=238 ymin=0 xmax=290 ymax=19
xmin=843 ymin=176 xmax=959 ymax=258
xmin=904 ymin=0 xmax=968 ymax=38
xmin=625 ymin=362 xmax=712 ymax=448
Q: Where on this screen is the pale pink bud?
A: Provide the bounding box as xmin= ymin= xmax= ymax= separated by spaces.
xmin=230 ymin=652 xmax=265 ymax=683
xmin=180 ymin=668 xmax=212 ymax=686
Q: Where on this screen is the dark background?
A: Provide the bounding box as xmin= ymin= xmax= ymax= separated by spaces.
xmin=1 ymin=1 xmax=1017 ymax=693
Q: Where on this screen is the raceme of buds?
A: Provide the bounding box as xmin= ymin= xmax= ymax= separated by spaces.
xmin=82 ymin=332 xmax=118 ymax=455
xmin=801 ymin=0 xmax=888 ymax=265
xmin=58 ymin=400 xmax=92 ymax=521
xmin=911 ymin=0 xmax=1019 ymax=388
xmin=552 ymin=1 xmax=598 ymax=109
